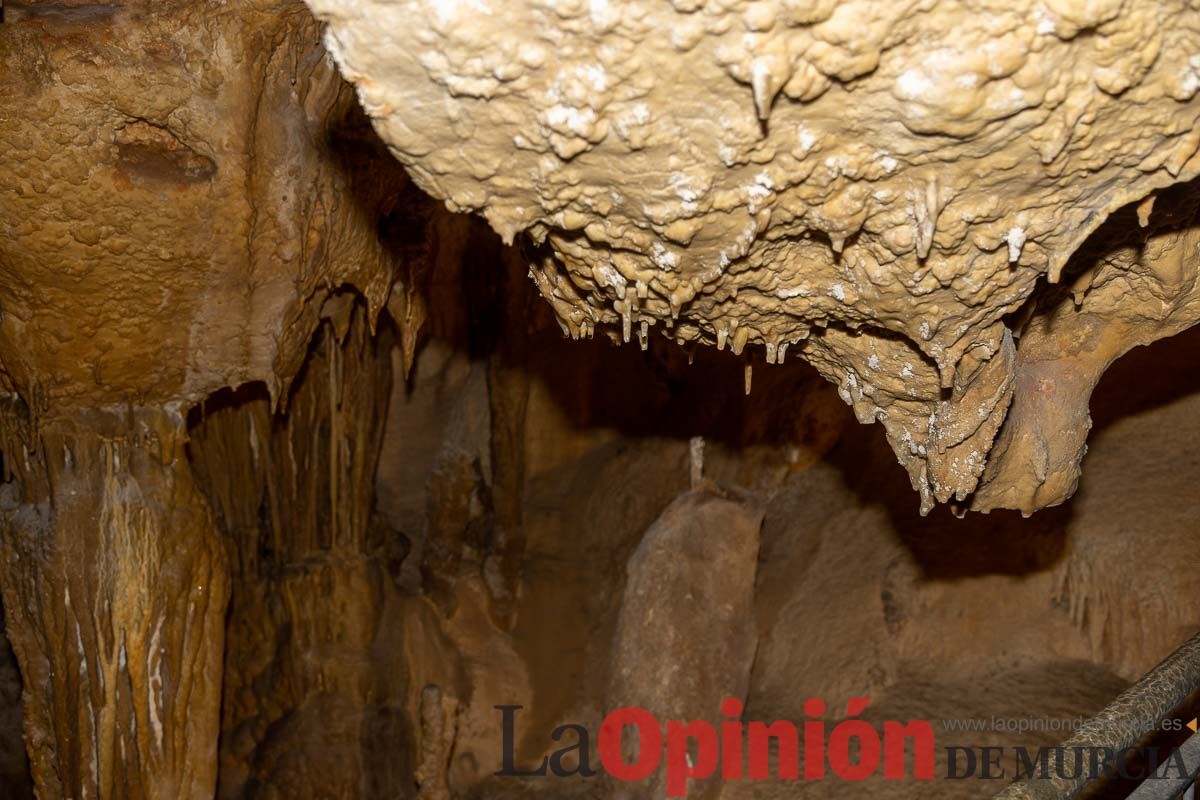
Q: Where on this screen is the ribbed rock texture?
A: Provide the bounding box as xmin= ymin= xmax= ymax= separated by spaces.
xmin=0 ymin=407 xmax=229 ymax=800
xmin=307 ymin=0 xmax=1200 ymax=513
xmin=0 ymin=2 xmax=412 ymax=796
xmin=188 ymin=306 xmax=406 ymax=799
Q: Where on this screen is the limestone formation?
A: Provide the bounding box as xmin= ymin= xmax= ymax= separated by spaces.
xmin=0 ymin=1 xmax=406 ymax=411
xmin=187 ymin=305 xmax=403 ymax=799
xmin=0 ymin=406 xmax=228 ymax=800
xmin=3 ymin=1 xmax=1200 ymax=799
xmin=0 ymin=2 xmax=412 ymax=795
xmin=306 ymin=0 xmax=1200 ymax=512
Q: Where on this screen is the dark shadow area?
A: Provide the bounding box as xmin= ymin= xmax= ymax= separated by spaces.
xmin=0 ymin=595 xmax=32 ymax=799
xmin=0 ymin=437 xmax=32 ymax=798
xmin=387 ymin=188 xmax=1118 ymax=583
xmin=402 ymin=204 xmax=845 ymax=450
xmin=405 ymin=175 xmax=1200 ymax=586
xmin=429 ymin=240 xmax=1079 ymax=579
xmin=824 ymin=421 xmax=1076 ymax=579
xmin=1091 ymin=323 xmax=1200 ymax=436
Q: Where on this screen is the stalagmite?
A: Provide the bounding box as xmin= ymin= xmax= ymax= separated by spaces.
xmin=688 ymin=436 xmax=705 ymax=488
xmin=607 ymin=487 xmax=763 ymax=799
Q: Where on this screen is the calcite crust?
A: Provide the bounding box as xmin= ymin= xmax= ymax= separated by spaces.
xmin=306 ymin=0 xmax=1200 ymax=512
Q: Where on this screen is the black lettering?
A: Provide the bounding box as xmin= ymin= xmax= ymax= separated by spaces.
xmin=1015 ymin=747 xmax=1050 ymax=780
xmin=1163 ymin=748 xmax=1190 ymax=780
xmin=494 ymin=705 xmax=549 ymax=777
xmin=980 ymin=747 xmax=1005 ymax=779
xmin=1054 ymin=747 xmax=1083 ymax=780
xmin=549 ymin=724 xmax=596 ymax=778
xmin=946 ymin=747 xmax=976 ymax=779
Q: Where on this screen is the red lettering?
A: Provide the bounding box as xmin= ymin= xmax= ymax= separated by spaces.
xmin=599 ymin=707 xmax=663 ymax=782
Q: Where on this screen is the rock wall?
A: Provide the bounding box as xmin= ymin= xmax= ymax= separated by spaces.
xmin=187 ymin=304 xmax=404 ymax=799
xmin=0 ymin=0 xmax=405 ymax=410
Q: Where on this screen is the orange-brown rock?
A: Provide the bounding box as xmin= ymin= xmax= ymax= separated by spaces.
xmin=0 ymin=406 xmax=228 ymax=799
xmin=0 ymin=2 xmax=411 ymax=796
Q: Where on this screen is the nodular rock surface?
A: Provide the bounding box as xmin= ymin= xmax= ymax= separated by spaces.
xmin=306 ymin=0 xmax=1200 ymax=514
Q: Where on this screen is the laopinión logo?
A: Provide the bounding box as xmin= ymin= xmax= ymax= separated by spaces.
xmin=495 ymin=700 xmax=1200 ymax=795
xmin=495 ymin=697 xmax=936 ymax=797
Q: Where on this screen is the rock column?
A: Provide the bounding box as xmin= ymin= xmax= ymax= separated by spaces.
xmin=0 ymin=406 xmax=229 ymax=800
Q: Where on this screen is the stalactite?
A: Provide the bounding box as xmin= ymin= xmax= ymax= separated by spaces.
xmin=187 ymin=298 xmax=402 ymax=798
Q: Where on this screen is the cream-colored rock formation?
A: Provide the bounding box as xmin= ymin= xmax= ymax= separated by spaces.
xmin=306 ymin=0 xmax=1200 ymax=513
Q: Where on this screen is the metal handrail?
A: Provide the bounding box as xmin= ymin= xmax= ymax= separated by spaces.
xmin=1125 ymin=729 xmax=1200 ymax=800
xmin=996 ymin=632 xmax=1200 ymax=800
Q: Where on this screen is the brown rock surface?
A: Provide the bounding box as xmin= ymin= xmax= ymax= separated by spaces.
xmin=0 ymin=2 xmax=412 ymax=795
xmin=187 ymin=305 xmax=404 ymax=800
xmin=0 ymin=406 xmax=228 ymax=799
xmin=607 ymin=486 xmax=763 ymax=799
xmin=0 ymin=0 xmax=405 ymax=409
